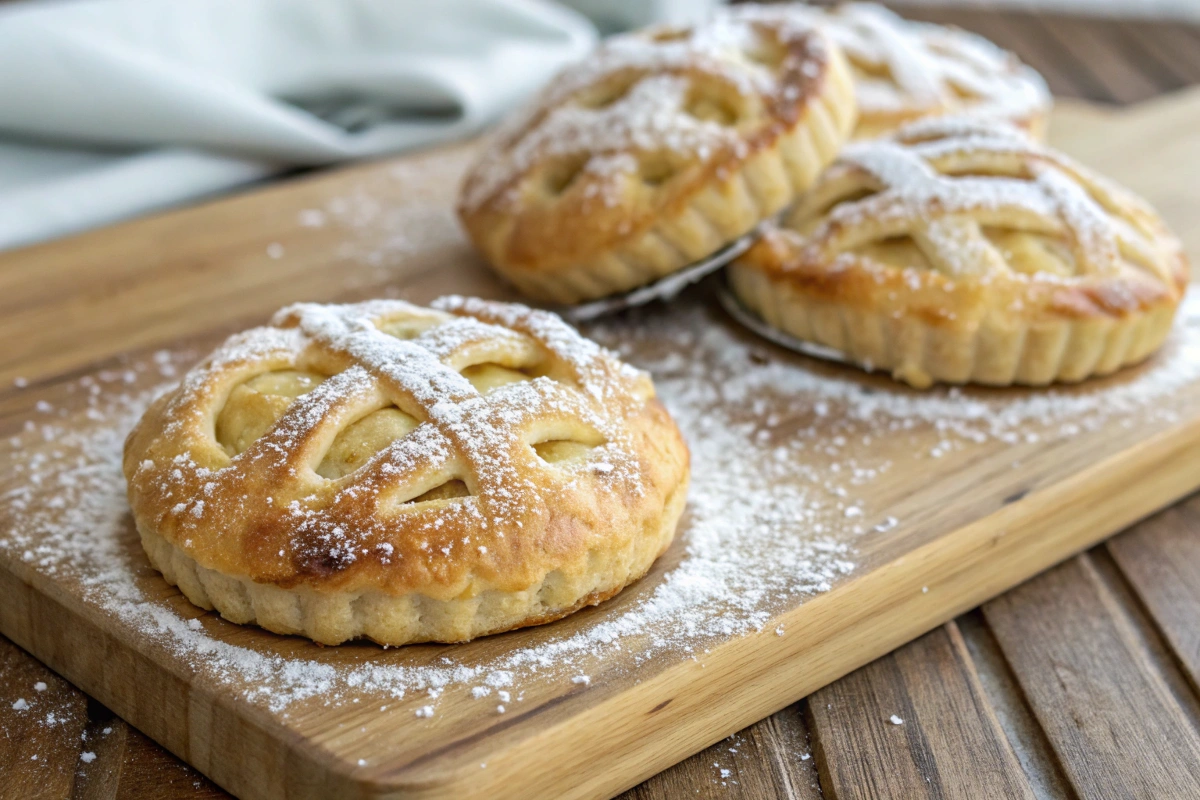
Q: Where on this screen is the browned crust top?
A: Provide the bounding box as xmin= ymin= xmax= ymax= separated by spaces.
xmin=457 ymin=8 xmax=850 ymax=272
xmin=734 ymin=117 xmax=1189 ymax=329
xmin=123 ymin=299 xmax=690 ymax=600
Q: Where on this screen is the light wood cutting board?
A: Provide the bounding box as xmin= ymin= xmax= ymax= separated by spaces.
xmin=1 ymin=90 xmax=1199 ymax=800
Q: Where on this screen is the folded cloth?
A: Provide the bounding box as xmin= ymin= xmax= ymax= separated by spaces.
xmin=0 ymin=0 xmax=607 ymax=251
xmin=561 ymin=0 xmax=721 ymax=33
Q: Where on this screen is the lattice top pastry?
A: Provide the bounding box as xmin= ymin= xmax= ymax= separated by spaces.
xmin=729 ymin=117 xmax=1189 ymax=387
xmin=785 ymin=3 xmax=1050 ymax=139
xmin=457 ymin=6 xmax=857 ymax=304
xmin=124 ymin=298 xmax=690 ymax=645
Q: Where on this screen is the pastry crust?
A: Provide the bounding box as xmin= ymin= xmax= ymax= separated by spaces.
xmin=785 ymin=3 xmax=1051 ymax=139
xmin=123 ymin=298 xmax=690 ymax=645
xmin=729 ymin=117 xmax=1189 ymax=388
xmin=457 ymin=7 xmax=857 ymax=304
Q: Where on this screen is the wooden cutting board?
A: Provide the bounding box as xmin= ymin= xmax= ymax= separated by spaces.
xmin=2 ymin=90 xmax=1199 ymax=800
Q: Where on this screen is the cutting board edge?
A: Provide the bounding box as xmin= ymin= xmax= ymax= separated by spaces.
xmin=4 ymin=406 xmax=1199 ymax=800
xmin=0 ymin=561 xmax=382 ymax=799
xmin=382 ymin=412 xmax=1200 ymax=799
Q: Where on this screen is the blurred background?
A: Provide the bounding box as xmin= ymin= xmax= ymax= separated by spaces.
xmin=0 ymin=0 xmax=1196 ymax=253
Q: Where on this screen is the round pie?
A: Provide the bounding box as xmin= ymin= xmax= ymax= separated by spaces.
xmin=786 ymin=2 xmax=1051 ymax=139
xmin=123 ymin=298 xmax=690 ymax=645
xmin=728 ymin=117 xmax=1189 ymax=388
xmin=456 ymin=7 xmax=857 ymax=305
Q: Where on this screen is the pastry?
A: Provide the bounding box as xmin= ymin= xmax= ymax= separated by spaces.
xmin=785 ymin=3 xmax=1051 ymax=139
xmin=123 ymin=298 xmax=690 ymax=645
xmin=728 ymin=117 xmax=1189 ymax=388
xmin=456 ymin=7 xmax=857 ymax=304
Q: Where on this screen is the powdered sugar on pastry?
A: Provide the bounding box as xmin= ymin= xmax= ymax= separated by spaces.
xmin=456 ymin=7 xmax=857 ymax=305
xmin=780 ymin=2 xmax=1050 ymax=137
xmin=460 ymin=9 xmax=830 ymax=213
xmin=3 ymin=292 xmax=1199 ymax=716
xmin=122 ymin=299 xmax=689 ymax=646
xmin=795 ymin=117 xmax=1183 ymax=292
xmin=731 ymin=117 xmax=1187 ymax=387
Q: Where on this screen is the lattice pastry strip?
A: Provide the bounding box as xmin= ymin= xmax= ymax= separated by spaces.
xmin=779 ymin=2 xmax=1051 ymax=139
xmin=124 ymin=298 xmax=690 ymax=645
xmin=729 ymin=117 xmax=1189 ymax=388
xmin=911 ymin=217 xmax=1010 ymax=278
xmin=457 ymin=6 xmax=858 ymax=304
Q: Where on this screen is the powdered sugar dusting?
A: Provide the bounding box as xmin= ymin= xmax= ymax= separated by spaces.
xmin=300 ymin=156 xmax=468 ymax=286
xmin=461 ymin=8 xmax=831 ymax=213
xmin=786 ymin=2 xmax=1049 ymax=124
xmin=2 ymin=291 xmax=1198 ymax=719
xmin=799 ymin=117 xmax=1174 ymax=291
xmin=131 ymin=299 xmax=651 ymax=587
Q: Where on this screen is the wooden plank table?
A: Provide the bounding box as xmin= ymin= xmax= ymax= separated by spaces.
xmin=3 ymin=8 xmax=1200 ymax=799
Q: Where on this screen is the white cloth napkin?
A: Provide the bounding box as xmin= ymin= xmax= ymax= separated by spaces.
xmin=0 ymin=0 xmax=712 ymax=252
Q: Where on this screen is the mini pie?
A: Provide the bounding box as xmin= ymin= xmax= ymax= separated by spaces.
xmin=729 ymin=117 xmax=1189 ymax=388
xmin=456 ymin=7 xmax=857 ymax=304
xmin=123 ymin=298 xmax=690 ymax=645
xmin=785 ymin=3 xmax=1051 ymax=139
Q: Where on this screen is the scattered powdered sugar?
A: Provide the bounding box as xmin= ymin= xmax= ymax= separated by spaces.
xmin=0 ymin=661 xmax=88 ymax=757
xmin=643 ymin=292 xmax=1200 ymax=445
xmin=300 ymin=157 xmax=467 ymax=284
xmin=2 ymin=290 xmax=1198 ymax=720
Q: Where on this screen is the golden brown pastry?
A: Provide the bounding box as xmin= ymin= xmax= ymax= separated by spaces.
xmin=457 ymin=7 xmax=857 ymax=304
xmin=784 ymin=3 xmax=1051 ymax=139
xmin=124 ymin=298 xmax=689 ymax=645
xmin=729 ymin=117 xmax=1189 ymax=388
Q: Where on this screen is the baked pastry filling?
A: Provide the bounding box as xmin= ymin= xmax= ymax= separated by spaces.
xmin=457 ymin=6 xmax=858 ymax=304
xmin=729 ymin=117 xmax=1189 ymax=388
xmin=123 ymin=298 xmax=690 ymax=645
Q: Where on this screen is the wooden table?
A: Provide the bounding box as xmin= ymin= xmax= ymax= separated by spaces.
xmin=3 ymin=8 xmax=1200 ymax=800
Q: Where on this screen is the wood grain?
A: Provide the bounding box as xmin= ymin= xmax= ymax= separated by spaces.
xmin=10 ymin=419 xmax=1200 ymax=800
xmin=1107 ymin=503 xmax=1200 ymax=692
xmin=984 ymin=555 xmax=1200 ymax=799
xmin=0 ymin=633 xmax=229 ymax=800
xmin=0 ymin=140 xmax=495 ymax=388
xmin=952 ymin=611 xmax=1076 ymax=800
xmin=1036 ymin=16 xmax=1163 ymax=104
xmin=628 ymin=707 xmax=822 ymax=800
xmin=70 ymin=716 xmax=229 ymax=800
xmin=0 ymin=637 xmax=89 ymax=800
xmin=1121 ymin=22 xmax=1200 ymax=79
xmin=806 ymin=623 xmax=1032 ymax=800
xmin=2 ymin=92 xmax=1199 ymax=798
xmin=3 ymin=11 xmax=1200 ymax=800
